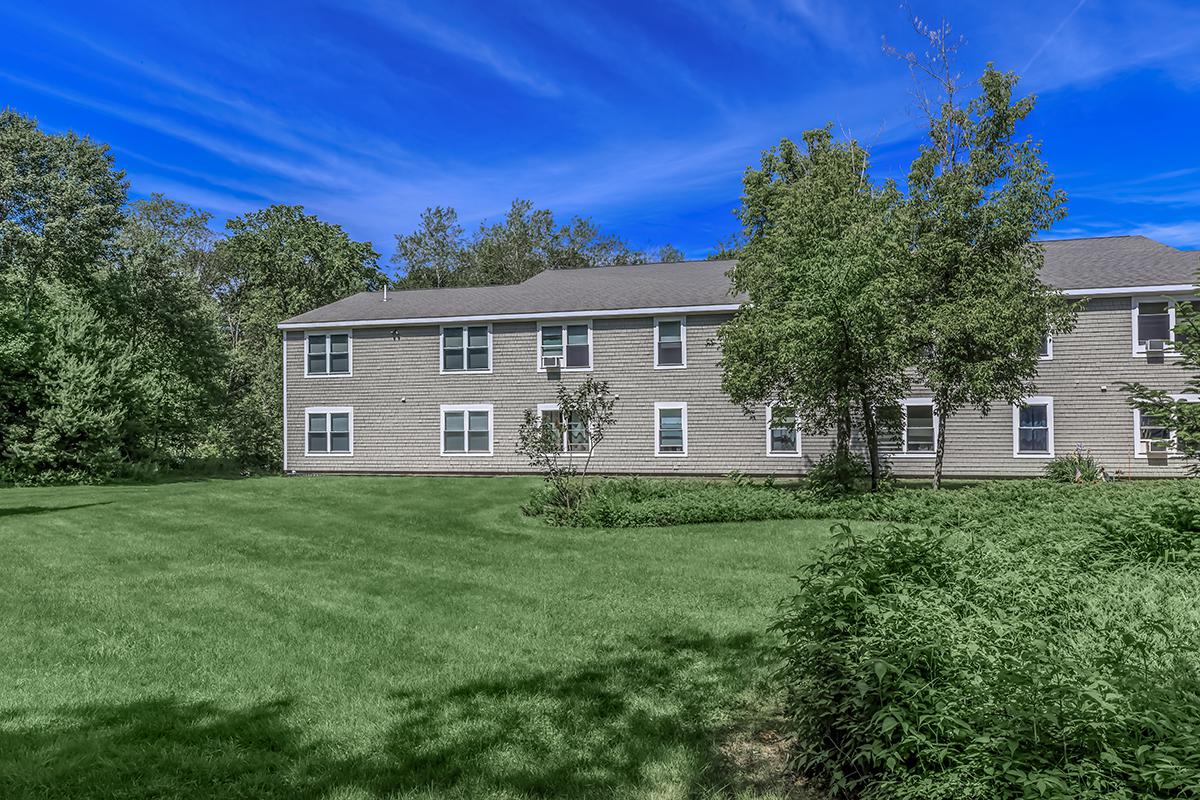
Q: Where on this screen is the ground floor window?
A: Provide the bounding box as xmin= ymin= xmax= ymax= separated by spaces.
xmin=766 ymin=405 xmax=799 ymax=455
xmin=442 ymin=404 xmax=493 ymax=455
xmin=655 ymin=402 xmax=687 ymax=456
xmin=306 ymin=407 xmax=352 ymax=455
xmin=902 ymin=402 xmax=936 ymax=454
xmin=537 ymin=405 xmax=589 ymax=453
xmin=1013 ymin=397 xmax=1054 ymax=457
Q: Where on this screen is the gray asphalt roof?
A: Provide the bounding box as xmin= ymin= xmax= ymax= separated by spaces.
xmin=280 ymin=236 xmax=1198 ymax=326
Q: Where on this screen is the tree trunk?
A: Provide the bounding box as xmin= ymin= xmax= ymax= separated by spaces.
xmin=933 ymin=409 xmax=947 ymax=489
xmin=860 ymin=397 xmax=880 ymax=492
xmin=836 ymin=404 xmax=852 ymax=461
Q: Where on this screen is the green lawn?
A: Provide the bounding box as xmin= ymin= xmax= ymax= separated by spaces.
xmin=0 ymin=476 xmax=837 ymax=799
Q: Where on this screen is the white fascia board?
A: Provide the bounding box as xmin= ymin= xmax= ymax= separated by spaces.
xmin=278 ymin=303 xmax=742 ymax=330
xmin=1061 ymin=284 xmax=1195 ymax=298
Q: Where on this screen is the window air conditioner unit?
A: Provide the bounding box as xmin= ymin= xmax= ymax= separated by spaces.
xmin=1147 ymin=339 xmax=1166 ymax=364
xmin=542 ymin=355 xmax=563 ymax=369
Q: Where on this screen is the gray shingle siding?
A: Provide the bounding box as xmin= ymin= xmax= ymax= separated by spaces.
xmin=282 ymin=236 xmax=1200 ymax=478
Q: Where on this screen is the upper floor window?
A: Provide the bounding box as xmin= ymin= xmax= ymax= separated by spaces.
xmin=1013 ymin=397 xmax=1054 ymax=457
xmin=1039 ymin=334 xmax=1052 ymax=360
xmin=654 ymin=318 xmax=686 ymax=368
xmin=306 ymin=332 xmax=350 ymax=376
xmin=655 ymin=402 xmax=687 ymax=456
xmin=442 ymin=325 xmax=490 ymax=372
xmin=537 ymin=404 xmax=590 ymax=453
xmin=539 ymin=322 xmax=591 ymax=370
xmin=306 ymin=407 xmax=352 ymax=455
xmin=441 ymin=404 xmax=493 ymax=455
xmin=766 ymin=406 xmax=799 ymax=456
xmin=1133 ymin=298 xmax=1193 ymax=354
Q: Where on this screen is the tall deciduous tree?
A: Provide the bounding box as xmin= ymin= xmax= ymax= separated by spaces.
xmin=391 ymin=199 xmax=654 ymax=288
xmin=107 ymin=195 xmax=227 ymax=461
xmin=720 ymin=127 xmax=908 ymax=490
xmin=893 ymin=21 xmax=1075 ymax=488
xmin=0 ymin=110 xmax=129 ymax=481
xmin=211 ymin=205 xmax=385 ymax=467
xmin=392 ymin=206 xmax=465 ymax=289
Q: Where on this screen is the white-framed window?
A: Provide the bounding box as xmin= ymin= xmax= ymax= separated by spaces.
xmin=538 ymin=321 xmax=592 ymax=371
xmin=654 ymin=402 xmax=688 ymax=457
xmin=894 ymin=398 xmax=937 ymax=457
xmin=765 ymin=405 xmax=800 ymax=456
xmin=1132 ymin=297 xmax=1194 ymax=355
xmin=306 ymin=332 xmax=351 ymax=376
xmin=1133 ymin=394 xmax=1200 ymax=456
xmin=1039 ymin=334 xmax=1053 ymax=361
xmin=440 ymin=404 xmax=493 ymax=455
xmin=536 ymin=403 xmax=590 ymax=453
xmin=1012 ymin=396 xmax=1054 ymax=457
xmin=442 ymin=325 xmax=491 ymax=373
xmin=305 ymin=407 xmax=353 ymax=455
xmin=654 ymin=317 xmax=686 ymax=369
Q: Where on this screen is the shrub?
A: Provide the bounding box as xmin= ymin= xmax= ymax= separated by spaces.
xmin=805 ymin=451 xmax=870 ymax=496
xmin=774 ymin=485 xmax=1200 ymax=799
xmin=1044 ymin=445 xmax=1104 ymax=483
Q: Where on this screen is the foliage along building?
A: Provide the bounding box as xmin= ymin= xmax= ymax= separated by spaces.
xmin=279 ymin=235 xmax=1198 ymax=478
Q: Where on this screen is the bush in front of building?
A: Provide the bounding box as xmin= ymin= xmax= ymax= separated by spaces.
xmin=1043 ymin=446 xmax=1106 ymax=483
xmin=772 ymin=488 xmax=1200 ymax=799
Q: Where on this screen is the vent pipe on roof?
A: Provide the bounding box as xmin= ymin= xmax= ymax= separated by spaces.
xmin=383 ymin=284 xmax=389 ymax=302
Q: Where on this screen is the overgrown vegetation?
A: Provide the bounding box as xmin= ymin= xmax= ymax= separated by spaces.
xmin=774 ymin=481 xmax=1200 ymax=799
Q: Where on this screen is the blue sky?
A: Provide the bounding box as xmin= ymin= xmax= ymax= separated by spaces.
xmin=3 ymin=0 xmax=1199 ymax=264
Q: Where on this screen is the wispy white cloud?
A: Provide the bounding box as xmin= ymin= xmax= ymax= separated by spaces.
xmin=346 ymin=1 xmax=561 ymax=98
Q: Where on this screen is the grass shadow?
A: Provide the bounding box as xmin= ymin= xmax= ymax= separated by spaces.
xmin=0 ymin=632 xmax=790 ymax=798
xmin=0 ymin=502 xmax=112 ymax=518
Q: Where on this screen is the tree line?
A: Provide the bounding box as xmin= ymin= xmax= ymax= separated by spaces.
xmin=0 ymin=108 xmax=691 ymax=484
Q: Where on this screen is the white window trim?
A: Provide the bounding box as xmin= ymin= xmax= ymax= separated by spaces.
xmin=304 ymin=406 xmax=354 ymax=457
xmin=653 ymin=317 xmax=687 ymax=369
xmin=1130 ymin=296 xmax=1193 ymax=357
xmin=1132 ymin=394 xmax=1200 ymax=457
xmin=304 ymin=330 xmax=353 ymax=378
xmin=893 ymin=398 xmax=938 ymax=459
xmin=537 ymin=320 xmax=594 ymax=372
xmin=536 ymin=402 xmax=591 ymax=455
xmin=439 ymin=403 xmax=494 ymax=456
xmin=1040 ymin=334 xmax=1053 ymax=361
xmin=764 ymin=404 xmax=801 ymax=457
xmin=440 ymin=324 xmax=493 ymax=375
xmin=654 ymin=401 xmax=688 ymax=457
xmin=1012 ymin=396 xmax=1055 ymax=458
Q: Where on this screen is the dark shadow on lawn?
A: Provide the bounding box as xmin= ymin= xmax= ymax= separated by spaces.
xmin=0 ymin=632 xmax=776 ymax=799
xmin=0 ymin=502 xmax=112 ymax=519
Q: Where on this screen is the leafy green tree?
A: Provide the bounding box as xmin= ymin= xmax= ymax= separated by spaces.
xmin=392 ymin=199 xmax=653 ymax=288
xmin=706 ymin=234 xmax=743 ymax=261
xmin=106 ymin=195 xmax=227 ymax=461
xmin=0 ymin=109 xmax=127 ymax=318
xmin=1123 ymin=296 xmax=1200 ymax=469
xmin=516 ymin=376 xmax=617 ymax=512
xmin=212 ymin=205 xmax=385 ymax=467
xmin=5 ymin=291 xmax=134 ymax=483
xmin=719 ymin=128 xmax=908 ymax=490
xmin=0 ymin=110 xmax=128 ymax=480
xmin=649 ymin=243 xmax=686 ymax=263
xmin=392 ymin=206 xmax=466 ymax=289
xmin=893 ymin=22 xmax=1075 ymax=488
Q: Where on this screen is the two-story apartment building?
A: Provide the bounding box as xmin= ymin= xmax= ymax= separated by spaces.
xmin=278 ymin=235 xmax=1199 ymax=478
